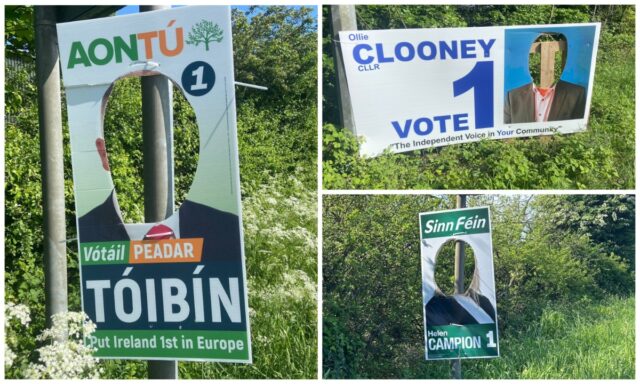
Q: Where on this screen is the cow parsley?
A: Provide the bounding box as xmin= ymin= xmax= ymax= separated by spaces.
xmin=5 ymin=302 xmax=31 ymax=369
xmin=22 ymin=311 xmax=102 ymax=379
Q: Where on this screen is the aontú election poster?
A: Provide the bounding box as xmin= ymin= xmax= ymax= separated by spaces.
xmin=339 ymin=23 xmax=600 ymax=156
xmin=57 ymin=6 xmax=251 ymax=362
xmin=419 ymin=207 xmax=499 ymax=360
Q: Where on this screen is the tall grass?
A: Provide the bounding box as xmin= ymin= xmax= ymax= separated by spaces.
xmin=420 ymin=296 xmax=635 ymax=379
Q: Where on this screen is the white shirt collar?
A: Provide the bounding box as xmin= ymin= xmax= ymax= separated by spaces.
xmin=123 ymin=211 xmax=181 ymax=240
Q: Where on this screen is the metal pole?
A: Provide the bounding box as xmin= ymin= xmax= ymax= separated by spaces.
xmin=330 ymin=5 xmax=357 ymax=134
xmin=451 ymin=194 xmax=466 ymax=379
xmin=160 ymin=79 xmax=174 ymax=217
xmin=140 ymin=4 xmax=177 ymax=379
xmin=142 ymin=74 xmax=170 ymax=220
xmin=35 ymin=6 xmax=68 ymax=333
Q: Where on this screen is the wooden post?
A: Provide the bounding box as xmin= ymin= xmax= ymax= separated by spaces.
xmin=530 ymin=40 xmax=566 ymax=88
xmin=451 ymin=194 xmax=466 ymax=379
xmin=330 ymin=5 xmax=357 ymax=134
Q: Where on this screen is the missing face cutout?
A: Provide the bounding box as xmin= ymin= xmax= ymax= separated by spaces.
xmin=100 ymin=72 xmax=199 ymax=224
xmin=426 ymin=238 xmax=496 ymax=326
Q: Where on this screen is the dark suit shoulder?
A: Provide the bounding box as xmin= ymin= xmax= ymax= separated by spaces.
xmin=556 ymin=80 xmax=585 ymax=95
xmin=505 ymin=82 xmax=535 ymax=124
xmin=509 ymin=82 xmax=533 ymax=95
xmin=473 ymin=291 xmax=496 ymax=322
xmin=178 ymin=200 xmax=238 ymax=223
xmin=426 ymin=295 xmax=477 ymax=326
xmin=556 ymin=80 xmax=584 ymax=91
xmin=178 ymin=200 xmax=241 ymax=262
xmin=78 ymin=192 xmax=129 ymax=242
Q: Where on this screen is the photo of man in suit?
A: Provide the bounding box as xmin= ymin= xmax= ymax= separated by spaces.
xmin=504 ymin=32 xmax=586 ymax=124
xmin=78 ymin=137 xmax=242 ymax=263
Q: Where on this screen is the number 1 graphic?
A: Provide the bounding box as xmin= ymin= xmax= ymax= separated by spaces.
xmin=486 ymin=330 xmax=497 ymax=348
xmin=453 ymin=61 xmax=494 ymax=129
xmin=190 ymin=65 xmax=208 ymax=91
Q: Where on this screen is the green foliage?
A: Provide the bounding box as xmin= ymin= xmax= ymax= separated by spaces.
xmin=5 ymin=6 xmax=35 ymax=59
xmin=538 ymin=191 xmax=635 ymax=267
xmin=323 ymin=5 xmax=635 ymax=189
xmin=322 ymin=195 xmax=447 ymax=378
xmin=189 ymin=175 xmax=316 ymax=379
xmin=433 ymin=240 xmax=475 ymax=295
xmin=355 ymin=5 xmax=466 ymax=29
xmin=323 ymin=195 xmax=635 ymax=378
xmin=528 ymin=34 xmax=566 ymax=87
xmin=323 ymin=124 xmax=432 ymax=189
xmin=5 ymin=5 xmax=317 ymax=379
xmin=324 ymin=122 xmax=629 ymax=189
xmin=100 ymin=77 xmax=207 ymax=222
xmin=102 ymin=77 xmax=145 ymax=223
xmin=476 ymin=297 xmax=634 ymax=379
xmin=233 ymin=6 xmax=317 ymax=187
xmin=5 ymin=58 xmax=48 ymax=375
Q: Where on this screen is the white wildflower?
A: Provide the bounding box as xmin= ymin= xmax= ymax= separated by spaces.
xmin=254 ymin=270 xmax=316 ymax=305
xmin=36 ymin=311 xmax=95 ymax=342
xmin=265 ymin=196 xmax=278 ymax=206
xmin=5 ymin=346 xmax=17 ymax=369
xmin=242 ymin=174 xmax=317 ymax=319
xmin=5 ymin=302 xmax=31 ymax=369
xmin=25 ymin=311 xmax=102 ymax=379
xmin=5 ymin=302 xmax=31 ymax=327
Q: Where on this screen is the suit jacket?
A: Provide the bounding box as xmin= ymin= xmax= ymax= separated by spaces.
xmin=504 ymin=80 xmax=586 ymax=124
xmin=425 ymin=291 xmax=496 ymax=326
xmin=78 ymin=191 xmax=241 ymax=262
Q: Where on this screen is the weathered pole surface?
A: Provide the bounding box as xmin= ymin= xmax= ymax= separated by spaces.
xmin=140 ymin=5 xmax=177 ymax=380
xmin=330 ymin=5 xmax=357 ymax=134
xmin=35 ymin=6 xmax=68 ymax=333
xmin=451 ymin=194 xmax=467 ymax=379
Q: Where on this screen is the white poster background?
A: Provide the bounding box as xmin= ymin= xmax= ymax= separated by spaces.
xmin=419 ymin=209 xmax=497 ymax=310
xmin=58 ymin=6 xmax=240 ymax=218
xmin=57 ymin=6 xmax=252 ymax=363
xmin=419 ymin=207 xmax=499 ymax=359
xmin=339 ymin=23 xmax=600 ymax=157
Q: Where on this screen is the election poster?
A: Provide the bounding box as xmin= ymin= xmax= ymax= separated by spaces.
xmin=339 ymin=23 xmax=600 ymax=156
xmin=419 ymin=207 xmax=499 ymax=360
xmin=58 ymin=6 xmax=251 ymax=362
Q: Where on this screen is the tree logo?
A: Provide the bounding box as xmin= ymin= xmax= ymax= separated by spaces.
xmin=186 ymin=20 xmax=223 ymax=51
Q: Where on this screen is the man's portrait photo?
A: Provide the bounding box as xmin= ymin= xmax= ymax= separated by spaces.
xmin=74 ymin=76 xmax=243 ymax=263
xmin=503 ymin=26 xmax=598 ymax=124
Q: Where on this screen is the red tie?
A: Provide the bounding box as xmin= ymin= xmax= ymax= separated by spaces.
xmin=144 ymin=224 xmax=176 ymax=240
